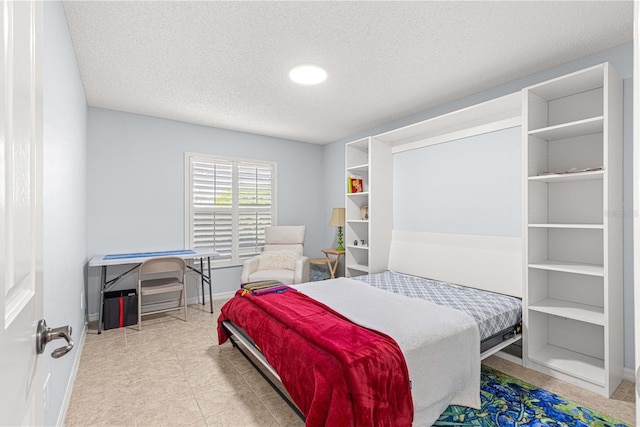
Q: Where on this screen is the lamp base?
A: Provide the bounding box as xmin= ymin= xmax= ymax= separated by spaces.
xmin=336 ymin=226 xmax=344 ymax=251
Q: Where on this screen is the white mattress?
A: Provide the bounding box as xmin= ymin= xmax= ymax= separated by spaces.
xmin=295 ymin=278 xmax=480 ymax=427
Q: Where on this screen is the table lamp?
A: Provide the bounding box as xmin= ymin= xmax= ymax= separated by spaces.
xmin=329 ymin=207 xmax=345 ymax=251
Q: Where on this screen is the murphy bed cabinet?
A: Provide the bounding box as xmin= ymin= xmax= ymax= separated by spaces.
xmin=345 ymin=137 xmax=392 ymax=278
xmin=523 ymin=63 xmax=623 ymax=397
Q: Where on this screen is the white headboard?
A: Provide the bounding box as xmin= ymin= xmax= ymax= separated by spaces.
xmin=388 ymin=230 xmax=523 ymax=298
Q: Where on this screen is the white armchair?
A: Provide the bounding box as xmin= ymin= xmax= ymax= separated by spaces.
xmin=241 ymin=225 xmax=310 ymax=285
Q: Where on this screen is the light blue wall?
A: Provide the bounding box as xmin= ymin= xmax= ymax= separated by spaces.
xmin=86 ymin=108 xmax=325 ymax=313
xmin=323 ymin=42 xmax=634 ymax=369
xmin=43 ymin=1 xmax=88 ymax=425
xmin=394 ymin=126 xmax=522 ymax=236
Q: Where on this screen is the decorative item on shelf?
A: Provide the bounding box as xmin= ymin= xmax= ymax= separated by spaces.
xmin=537 ymin=166 xmax=604 ymax=176
xmin=347 ymin=176 xmax=363 ymax=193
xmin=329 ymin=207 xmax=345 ymax=251
xmin=360 ymin=205 xmax=369 ymax=220
xmin=361 ymin=240 xmax=366 ymax=246
xmin=354 ymin=240 xmax=358 ymax=246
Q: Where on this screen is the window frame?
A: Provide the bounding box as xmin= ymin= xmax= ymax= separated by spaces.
xmin=184 ymin=152 xmax=278 ymax=268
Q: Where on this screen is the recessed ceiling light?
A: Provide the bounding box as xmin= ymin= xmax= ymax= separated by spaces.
xmin=289 ymin=64 xmax=327 ymax=85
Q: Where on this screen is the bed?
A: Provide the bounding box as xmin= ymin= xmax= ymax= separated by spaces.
xmin=218 ymin=231 xmax=523 ymax=426
xmin=353 ymin=270 xmax=522 ymax=354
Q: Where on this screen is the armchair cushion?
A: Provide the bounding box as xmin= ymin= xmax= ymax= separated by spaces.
xmin=258 ymin=250 xmax=298 ymax=271
xmin=265 ymin=226 xmax=306 ymax=245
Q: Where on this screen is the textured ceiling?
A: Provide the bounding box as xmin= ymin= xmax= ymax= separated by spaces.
xmin=63 ymin=1 xmax=633 ymax=145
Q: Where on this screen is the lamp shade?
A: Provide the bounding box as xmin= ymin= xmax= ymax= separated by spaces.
xmin=328 ymin=208 xmax=345 ymax=227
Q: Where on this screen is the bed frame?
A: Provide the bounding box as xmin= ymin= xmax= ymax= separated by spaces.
xmin=222 ymin=230 xmax=524 ymax=420
xmin=221 ymin=320 xmax=305 ymax=416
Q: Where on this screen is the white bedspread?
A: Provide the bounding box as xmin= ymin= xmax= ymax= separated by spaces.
xmin=295 ymin=278 xmax=480 ymax=427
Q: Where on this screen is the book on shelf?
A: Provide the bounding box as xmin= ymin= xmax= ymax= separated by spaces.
xmin=348 ymin=176 xmax=363 ymax=193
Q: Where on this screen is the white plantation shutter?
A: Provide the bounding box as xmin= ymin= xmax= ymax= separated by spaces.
xmin=238 ymin=162 xmax=272 ymax=260
xmin=192 ymin=160 xmax=233 ymax=262
xmin=186 ymin=154 xmax=276 ymax=266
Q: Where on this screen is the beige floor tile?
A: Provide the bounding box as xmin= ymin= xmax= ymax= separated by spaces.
xmin=132 ymin=394 xmax=206 ymax=427
xmin=226 ymin=349 xmax=256 ymax=374
xmin=70 ymin=372 xmax=132 ymax=405
xmin=182 ymin=356 xmax=240 ymax=389
xmin=614 ymin=401 xmax=636 ymax=426
xmin=129 ymin=375 xmax=194 ymax=402
xmin=77 ymin=348 xmax=130 ymax=370
xmin=125 ymin=324 xmax=172 ymax=344
xmin=66 ymin=391 xmax=135 ymax=426
xmin=192 ymin=376 xmax=255 ymax=419
xmin=126 ymin=340 xmax=179 ymax=364
xmin=240 ymin=368 xmax=283 ymax=398
xmin=174 ymin=342 xmax=221 ymax=364
xmin=186 ymin=304 xmax=218 ymax=321
xmin=205 ymin=403 xmax=280 ymax=427
xmin=258 ymin=390 xmax=305 ymax=427
xmin=80 ymin=335 xmax=128 ymax=358
xmin=170 ymin=329 xmax=216 ymax=354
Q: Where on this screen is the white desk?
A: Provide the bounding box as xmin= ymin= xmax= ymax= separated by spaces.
xmin=89 ymin=248 xmax=218 ymax=334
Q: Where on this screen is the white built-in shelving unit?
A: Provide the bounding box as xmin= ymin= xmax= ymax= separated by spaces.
xmin=523 ymin=63 xmax=623 ymax=397
xmin=344 ymin=137 xmax=393 ymax=277
xmin=341 ymin=63 xmax=624 ymax=398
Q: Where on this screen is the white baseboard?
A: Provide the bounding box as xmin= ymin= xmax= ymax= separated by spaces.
xmin=210 ymin=291 xmax=236 ymax=301
xmin=187 ymin=291 xmax=235 ymax=305
xmin=624 ymin=367 xmax=635 ymax=383
xmin=57 ymin=321 xmax=87 ymax=427
xmin=493 ymin=352 xmax=636 ymax=385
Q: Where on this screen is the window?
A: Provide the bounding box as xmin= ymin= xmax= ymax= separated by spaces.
xmin=185 ymin=153 xmax=277 ymax=267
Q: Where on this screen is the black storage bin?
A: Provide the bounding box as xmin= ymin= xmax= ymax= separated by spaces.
xmin=103 ymin=290 xmax=138 ymax=329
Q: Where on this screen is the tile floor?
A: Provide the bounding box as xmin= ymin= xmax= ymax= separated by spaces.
xmin=65 ymin=301 xmax=635 ymax=426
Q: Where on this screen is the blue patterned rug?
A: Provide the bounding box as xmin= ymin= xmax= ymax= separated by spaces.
xmin=434 ymin=366 xmax=630 ymax=427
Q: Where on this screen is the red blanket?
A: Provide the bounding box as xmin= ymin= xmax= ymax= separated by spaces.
xmin=218 ymin=290 xmax=413 ymax=427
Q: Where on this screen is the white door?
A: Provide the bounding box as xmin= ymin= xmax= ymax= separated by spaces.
xmin=0 ymin=0 xmax=44 ymax=425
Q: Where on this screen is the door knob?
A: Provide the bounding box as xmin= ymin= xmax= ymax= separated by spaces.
xmin=36 ymin=319 xmax=74 ymax=359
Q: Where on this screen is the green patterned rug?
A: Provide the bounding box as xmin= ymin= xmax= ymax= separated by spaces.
xmin=434 ymin=366 xmax=630 ymax=427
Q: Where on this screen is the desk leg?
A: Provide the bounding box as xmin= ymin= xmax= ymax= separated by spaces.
xmin=199 ymin=259 xmax=205 ymax=307
xmin=208 ymin=256 xmax=213 ymax=313
xmin=98 ymin=266 xmax=106 ymax=334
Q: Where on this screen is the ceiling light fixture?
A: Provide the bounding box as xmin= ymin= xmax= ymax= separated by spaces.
xmin=289 ymin=64 xmax=327 ymax=85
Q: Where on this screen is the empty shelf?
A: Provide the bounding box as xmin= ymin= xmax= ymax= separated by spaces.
xmin=529 ymin=344 xmax=605 ymax=387
xmin=528 ymin=298 xmax=604 ymax=325
xmin=528 ymin=260 xmax=604 ymax=276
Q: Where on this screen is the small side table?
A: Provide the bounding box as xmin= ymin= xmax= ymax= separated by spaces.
xmin=321 ymin=249 xmax=345 ymax=279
